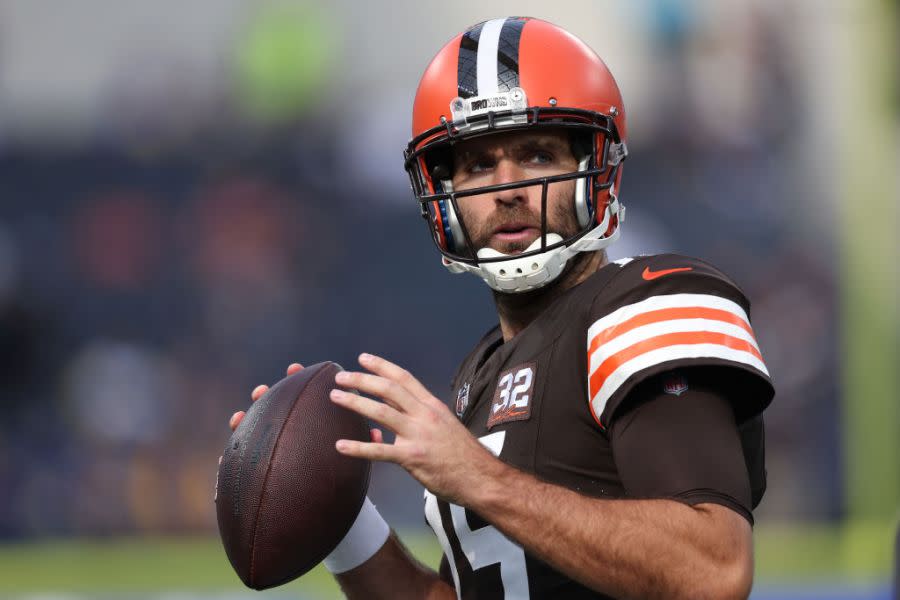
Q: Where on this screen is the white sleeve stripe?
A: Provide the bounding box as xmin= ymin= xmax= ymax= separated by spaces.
xmin=587 ymin=293 xmax=751 ymax=342
xmin=589 ymin=344 xmax=770 ymax=423
xmin=589 ymin=318 xmax=761 ymax=373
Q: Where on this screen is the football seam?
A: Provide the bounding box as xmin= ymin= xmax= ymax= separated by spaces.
xmin=247 ymin=363 xmax=331 ymax=587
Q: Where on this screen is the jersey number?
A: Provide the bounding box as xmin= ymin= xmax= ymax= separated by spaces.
xmin=424 ymin=431 xmax=530 ymax=599
xmin=494 ymin=366 xmax=534 ymax=413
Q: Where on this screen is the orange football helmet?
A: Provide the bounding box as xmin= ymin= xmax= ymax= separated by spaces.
xmin=403 ymin=17 xmax=628 ymax=293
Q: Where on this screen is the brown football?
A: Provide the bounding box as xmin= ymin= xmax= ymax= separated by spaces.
xmin=215 ymin=361 xmax=371 ymax=590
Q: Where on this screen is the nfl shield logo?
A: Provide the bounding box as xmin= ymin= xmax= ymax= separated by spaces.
xmin=455 ymin=382 xmax=470 ymax=417
xmin=663 ymin=373 xmax=689 ymax=396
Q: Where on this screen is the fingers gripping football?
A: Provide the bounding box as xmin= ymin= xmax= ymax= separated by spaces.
xmin=331 ymin=353 xmax=494 ymax=504
xmin=228 ymin=363 xmax=305 ymax=432
xmin=330 ymin=388 xmax=408 ymax=439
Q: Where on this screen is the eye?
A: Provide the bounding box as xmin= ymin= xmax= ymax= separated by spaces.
xmin=467 ymin=157 xmax=495 ymax=173
xmin=526 ymin=151 xmax=554 ymax=165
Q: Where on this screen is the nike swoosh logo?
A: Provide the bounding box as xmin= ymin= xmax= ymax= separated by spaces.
xmin=642 ymin=266 xmax=694 ymax=280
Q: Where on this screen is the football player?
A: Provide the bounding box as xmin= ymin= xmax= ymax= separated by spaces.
xmin=228 ymin=17 xmax=773 ymax=599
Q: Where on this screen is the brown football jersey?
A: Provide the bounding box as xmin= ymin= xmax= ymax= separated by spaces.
xmin=425 ymin=253 xmax=774 ymax=599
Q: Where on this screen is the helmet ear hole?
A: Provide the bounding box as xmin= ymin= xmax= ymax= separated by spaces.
xmin=425 ymin=147 xmax=453 ymax=181
xmin=431 ymin=163 xmax=451 ymax=181
xmin=569 ymin=131 xmax=593 ymax=163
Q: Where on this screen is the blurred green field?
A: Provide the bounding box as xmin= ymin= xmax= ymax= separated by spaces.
xmin=0 ymin=532 xmax=442 ymax=596
xmin=0 ymin=521 xmax=893 ymax=596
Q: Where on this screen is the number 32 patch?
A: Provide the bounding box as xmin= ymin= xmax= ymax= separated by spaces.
xmin=488 ymin=362 xmax=536 ymax=429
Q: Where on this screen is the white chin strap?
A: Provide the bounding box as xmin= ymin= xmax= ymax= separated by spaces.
xmin=442 ymin=195 xmax=624 ymax=294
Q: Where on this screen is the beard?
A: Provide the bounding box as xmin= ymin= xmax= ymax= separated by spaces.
xmin=463 ymin=195 xmax=583 ymax=255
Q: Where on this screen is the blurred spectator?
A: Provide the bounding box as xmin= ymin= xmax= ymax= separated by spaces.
xmin=71 ymin=190 xmax=164 ymax=291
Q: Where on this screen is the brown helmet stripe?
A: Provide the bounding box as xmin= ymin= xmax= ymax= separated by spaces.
xmin=457 ymin=21 xmax=484 ymax=98
xmin=496 ymin=17 xmax=527 ymax=92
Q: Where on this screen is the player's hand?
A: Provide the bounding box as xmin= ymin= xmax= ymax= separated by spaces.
xmin=330 ymin=353 xmax=498 ymax=505
xmin=228 ymin=363 xmax=304 ymax=431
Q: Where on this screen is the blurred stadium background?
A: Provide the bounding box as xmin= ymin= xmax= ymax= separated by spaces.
xmin=0 ymin=0 xmax=897 ymax=598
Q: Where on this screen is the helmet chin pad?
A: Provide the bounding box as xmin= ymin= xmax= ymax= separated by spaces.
xmin=476 ymin=233 xmax=563 ymax=262
xmin=467 ymin=234 xmax=570 ymax=293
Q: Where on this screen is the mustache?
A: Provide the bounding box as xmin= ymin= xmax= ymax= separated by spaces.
xmin=477 ymin=207 xmax=543 ymax=236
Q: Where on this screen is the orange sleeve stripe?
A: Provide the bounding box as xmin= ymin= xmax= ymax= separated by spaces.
xmin=588 ymin=306 xmax=755 ymax=356
xmin=588 ymin=331 xmax=763 ymax=399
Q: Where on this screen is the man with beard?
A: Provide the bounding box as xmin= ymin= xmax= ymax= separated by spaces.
xmin=227 ymin=17 xmax=774 ymax=600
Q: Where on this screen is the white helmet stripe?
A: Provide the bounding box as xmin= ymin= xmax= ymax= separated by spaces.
xmin=476 ymin=18 xmax=506 ymax=96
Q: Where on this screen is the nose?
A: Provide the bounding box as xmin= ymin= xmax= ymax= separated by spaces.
xmin=492 ymin=158 xmax=527 ymax=206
